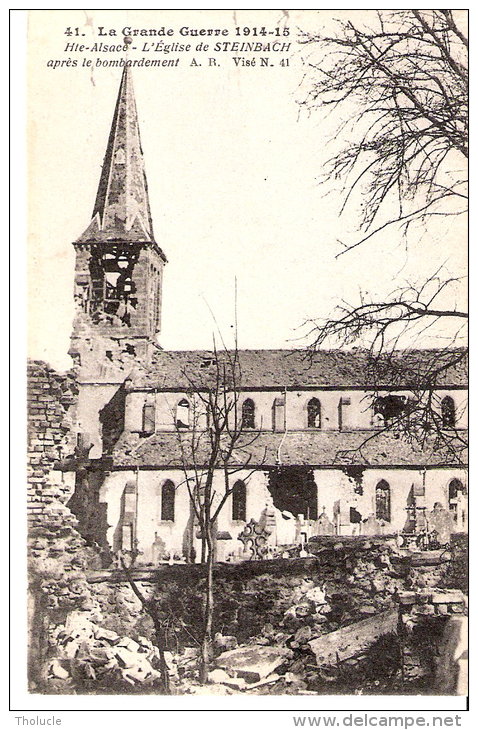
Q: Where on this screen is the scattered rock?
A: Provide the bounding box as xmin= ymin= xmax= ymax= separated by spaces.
xmin=48 ymin=659 xmax=70 ymax=680
xmin=295 ymin=602 xmax=313 ymax=618
xmin=359 ymin=605 xmax=377 ymax=616
xmin=305 ymin=586 xmax=327 ymax=605
xmin=94 ymin=626 xmax=120 ymax=644
xmin=294 ymin=626 xmax=313 ymax=645
xmin=213 ymin=632 xmax=238 ymax=654
xmin=116 ymin=636 xmax=141 ymax=652
xmin=208 ymin=668 xmax=232 ymax=684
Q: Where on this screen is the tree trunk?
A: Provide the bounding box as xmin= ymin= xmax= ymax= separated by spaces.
xmin=152 ymin=616 xmax=171 ymax=693
xmin=199 ymin=531 xmax=214 ymax=684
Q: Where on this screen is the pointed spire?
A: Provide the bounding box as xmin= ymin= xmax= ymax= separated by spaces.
xmin=78 ymin=67 xmax=155 ymax=243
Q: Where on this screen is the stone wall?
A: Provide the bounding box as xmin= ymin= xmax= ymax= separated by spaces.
xmin=87 ymin=536 xmax=451 ymax=650
xmin=27 ymin=360 xmax=100 ymax=689
xmin=27 ymin=360 xmax=78 ymax=528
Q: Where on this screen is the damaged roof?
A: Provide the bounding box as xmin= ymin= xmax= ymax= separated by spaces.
xmin=112 ymin=429 xmax=467 ymax=468
xmin=77 ymin=66 xmax=156 ymax=246
xmin=130 ymin=347 xmax=467 ymax=390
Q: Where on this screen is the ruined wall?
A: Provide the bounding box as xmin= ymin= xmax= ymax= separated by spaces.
xmin=27 ymin=360 xmax=78 ymax=528
xmin=27 ymin=360 xmax=101 ymax=688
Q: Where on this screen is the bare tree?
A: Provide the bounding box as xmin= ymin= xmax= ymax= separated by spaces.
xmin=304 ymin=271 xmax=467 ymax=463
xmin=298 ymin=10 xmax=468 ymax=459
xmin=299 ymin=9 xmax=468 ymax=254
xmin=172 ymin=341 xmax=263 ymax=684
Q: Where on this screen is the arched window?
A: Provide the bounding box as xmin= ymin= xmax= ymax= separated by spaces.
xmin=448 ymin=478 xmax=466 ymax=523
xmin=176 ymin=398 xmax=190 ymax=428
xmin=142 ymin=402 xmax=155 ymax=435
xmin=441 ymin=396 xmax=456 ymax=428
xmin=232 ymin=480 xmax=247 ymax=521
xmin=242 ymin=398 xmax=255 ymax=429
xmin=376 ymin=480 xmax=391 ymax=522
xmin=161 ymin=480 xmax=175 ymax=522
xmin=307 ymin=398 xmax=321 ymax=428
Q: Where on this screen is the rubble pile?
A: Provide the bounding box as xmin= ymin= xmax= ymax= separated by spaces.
xmin=37 ymin=532 xmax=466 ymax=694
xmin=46 ymin=612 xmax=164 ymax=692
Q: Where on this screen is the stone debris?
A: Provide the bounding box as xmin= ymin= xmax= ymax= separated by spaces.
xmin=48 ymin=611 xmax=164 ymax=688
xmin=48 ymin=659 xmax=70 ymax=680
xmin=215 ymin=644 xmax=292 ymax=683
xmin=213 ymin=632 xmax=238 ymax=654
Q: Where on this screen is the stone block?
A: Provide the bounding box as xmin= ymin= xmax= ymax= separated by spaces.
xmin=215 ymin=645 xmax=292 ymax=682
xmin=431 ymin=590 xmax=465 ymax=604
xmin=398 ymin=591 xmax=416 ymax=605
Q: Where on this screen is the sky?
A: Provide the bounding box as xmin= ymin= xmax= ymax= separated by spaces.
xmin=26 ymin=9 xmax=467 ymax=372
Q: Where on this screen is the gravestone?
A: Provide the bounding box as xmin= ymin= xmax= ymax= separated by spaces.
xmin=427 ymin=503 xmax=454 ymax=545
xmin=362 ymin=513 xmax=382 ymax=536
xmin=238 ymin=519 xmax=272 ymax=560
xmin=316 ymin=510 xmax=334 ymax=536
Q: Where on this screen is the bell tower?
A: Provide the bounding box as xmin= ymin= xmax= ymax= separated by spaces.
xmin=70 ymin=66 xmax=167 ymax=375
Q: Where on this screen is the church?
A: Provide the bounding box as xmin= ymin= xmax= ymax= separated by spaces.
xmin=64 ymin=67 xmax=467 ymax=565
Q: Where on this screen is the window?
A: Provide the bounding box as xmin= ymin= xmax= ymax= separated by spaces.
xmin=376 ymin=479 xmax=391 ymax=522
xmin=338 ymin=397 xmax=351 ymax=431
xmin=142 ymin=403 xmax=155 ymax=435
xmin=176 ymin=398 xmax=190 ymax=428
xmin=441 ymin=396 xmax=456 ymax=428
xmin=242 ymin=398 xmax=255 ymax=429
xmin=373 ymin=395 xmax=408 ymax=426
xmin=161 ymin=480 xmax=175 ymax=521
xmin=307 ymin=398 xmax=321 ymax=428
xmin=272 ymin=397 xmax=285 ymax=432
xmin=118 ymin=481 xmax=136 ymax=552
xmin=232 ymin=480 xmax=247 ymax=521
xmin=448 ymin=478 xmax=466 ymax=523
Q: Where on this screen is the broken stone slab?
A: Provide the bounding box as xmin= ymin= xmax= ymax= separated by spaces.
xmin=309 ymin=608 xmax=399 ymax=666
xmin=215 ymin=645 xmax=292 ymax=683
xmin=431 ymin=590 xmax=465 ymax=604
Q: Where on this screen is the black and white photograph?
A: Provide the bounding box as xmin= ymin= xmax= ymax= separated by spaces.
xmin=17 ymin=7 xmax=469 ymax=717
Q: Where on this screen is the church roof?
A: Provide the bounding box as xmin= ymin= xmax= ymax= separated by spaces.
xmin=112 ymin=429 xmax=467 ymax=468
xmin=77 ymin=66 xmax=155 ymax=244
xmin=130 ymin=347 xmax=467 ymax=390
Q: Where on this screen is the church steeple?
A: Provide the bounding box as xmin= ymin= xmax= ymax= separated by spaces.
xmin=78 ymin=66 xmax=155 ymax=244
xmin=70 ymin=68 xmax=166 ymax=374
